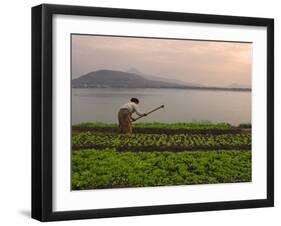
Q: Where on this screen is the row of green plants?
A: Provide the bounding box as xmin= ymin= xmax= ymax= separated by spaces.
xmin=72 ymin=148 xmax=252 ymax=190
xmin=73 ymin=122 xmax=236 ymax=130
xmin=72 ymin=132 xmax=251 ymax=150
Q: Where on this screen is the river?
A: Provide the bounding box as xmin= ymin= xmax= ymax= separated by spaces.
xmin=72 ymin=88 xmax=251 ymax=126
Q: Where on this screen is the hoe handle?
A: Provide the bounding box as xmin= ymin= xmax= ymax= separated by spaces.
xmin=133 ymin=105 xmax=164 ymax=121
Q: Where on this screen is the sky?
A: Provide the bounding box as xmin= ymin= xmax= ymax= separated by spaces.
xmin=71 ymin=34 xmax=252 ymax=87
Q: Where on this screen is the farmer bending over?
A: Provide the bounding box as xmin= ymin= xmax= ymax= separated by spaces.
xmin=118 ymin=98 xmax=147 ymax=133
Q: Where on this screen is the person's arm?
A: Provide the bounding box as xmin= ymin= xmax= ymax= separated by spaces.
xmin=133 ymin=103 xmax=146 ymax=116
xmin=130 ymin=116 xmax=136 ymax=122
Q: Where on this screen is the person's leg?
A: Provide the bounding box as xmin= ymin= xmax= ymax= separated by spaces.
xmin=118 ymin=110 xmax=125 ymax=133
xmin=122 ymin=110 xmax=131 ymax=134
xmin=127 ymin=113 xmax=132 ymax=134
xmin=118 ymin=109 xmax=131 ymax=133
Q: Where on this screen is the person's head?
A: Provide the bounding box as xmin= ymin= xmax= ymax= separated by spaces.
xmin=130 ymin=98 xmax=139 ymax=104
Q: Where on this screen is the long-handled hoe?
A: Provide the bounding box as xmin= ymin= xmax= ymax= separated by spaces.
xmin=132 ymin=105 xmax=165 ymax=122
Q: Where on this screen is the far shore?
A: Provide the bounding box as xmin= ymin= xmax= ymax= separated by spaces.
xmin=72 ymin=86 xmax=251 ymax=92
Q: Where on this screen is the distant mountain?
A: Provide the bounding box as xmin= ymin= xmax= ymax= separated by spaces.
xmin=72 ymin=69 xmax=251 ymax=91
xmin=126 ymin=68 xmax=200 ymax=87
xmin=72 ymin=69 xmax=185 ymax=88
xmin=126 ymin=68 xmax=143 ymax=75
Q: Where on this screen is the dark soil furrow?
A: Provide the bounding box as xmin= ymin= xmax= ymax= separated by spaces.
xmin=72 ymin=144 xmax=251 ymax=152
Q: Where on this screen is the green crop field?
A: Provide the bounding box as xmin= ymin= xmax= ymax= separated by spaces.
xmin=72 ymin=122 xmax=252 ymax=190
xmin=73 ymin=122 xmax=233 ymax=130
xmin=72 ymin=132 xmax=251 ymax=151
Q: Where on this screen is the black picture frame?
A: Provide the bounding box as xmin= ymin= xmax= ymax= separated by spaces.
xmin=32 ymin=3 xmax=274 ymax=222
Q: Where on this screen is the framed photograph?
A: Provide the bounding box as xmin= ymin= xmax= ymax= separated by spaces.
xmin=32 ymin=4 xmax=274 ymax=221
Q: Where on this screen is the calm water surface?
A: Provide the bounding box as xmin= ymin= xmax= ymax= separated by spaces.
xmin=72 ymin=88 xmax=251 ymax=126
